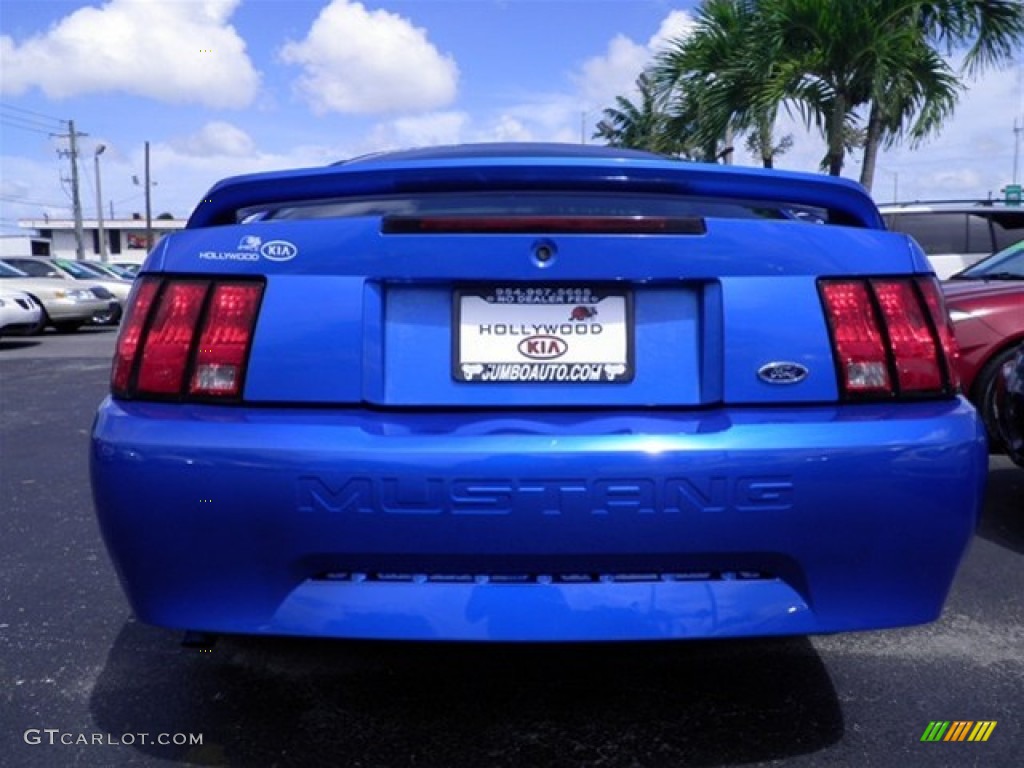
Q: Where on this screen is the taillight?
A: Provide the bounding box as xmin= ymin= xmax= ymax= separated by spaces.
xmin=871 ymin=280 xmax=942 ymax=392
xmin=189 ymin=283 xmax=263 ymax=397
xmin=819 ymin=277 xmax=957 ymax=400
xmin=110 ymin=277 xmax=264 ymax=400
xmin=916 ymin=276 xmax=962 ymax=390
xmin=820 ymin=281 xmax=890 ymax=394
xmin=137 ymin=282 xmax=209 ymax=395
xmin=111 ymin=277 xmax=160 ymax=393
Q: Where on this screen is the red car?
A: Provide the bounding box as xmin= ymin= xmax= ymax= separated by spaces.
xmin=943 ymin=241 xmax=1024 ymax=449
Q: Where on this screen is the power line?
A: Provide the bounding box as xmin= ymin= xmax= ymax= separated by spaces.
xmin=0 ymin=103 xmax=66 ymax=125
xmin=0 ymin=195 xmax=70 ymax=208
xmin=0 ymin=118 xmax=58 ymax=136
xmin=0 ymin=110 xmax=61 ymax=128
xmin=0 ymin=106 xmax=62 ymax=128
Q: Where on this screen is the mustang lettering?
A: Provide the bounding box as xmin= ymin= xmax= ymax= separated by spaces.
xmin=297 ymin=475 xmax=796 ymax=516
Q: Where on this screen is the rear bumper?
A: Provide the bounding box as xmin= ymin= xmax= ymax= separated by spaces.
xmin=43 ymin=298 xmax=110 ymax=323
xmin=91 ymin=398 xmax=986 ymax=641
xmin=89 ymin=300 xmax=123 ymax=325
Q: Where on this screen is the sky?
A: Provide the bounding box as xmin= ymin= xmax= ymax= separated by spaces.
xmin=1 ymin=0 xmax=1023 ymax=235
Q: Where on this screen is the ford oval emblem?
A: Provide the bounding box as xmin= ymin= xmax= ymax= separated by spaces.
xmin=757 ymin=362 xmax=809 ymax=385
xmin=260 ymin=240 xmax=298 ymax=261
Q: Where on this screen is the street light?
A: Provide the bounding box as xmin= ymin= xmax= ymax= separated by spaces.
xmin=94 ymin=144 xmax=108 ymax=262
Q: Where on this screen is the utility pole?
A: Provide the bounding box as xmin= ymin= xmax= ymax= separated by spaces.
xmin=144 ymin=141 xmax=153 ymax=249
xmin=94 ymin=144 xmax=108 ymax=261
xmin=54 ymin=120 xmax=87 ymax=260
xmin=1013 ymin=118 xmax=1021 ymax=185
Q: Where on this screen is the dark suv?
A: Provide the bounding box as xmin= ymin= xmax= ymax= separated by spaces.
xmin=880 ymin=201 xmax=1024 ymax=280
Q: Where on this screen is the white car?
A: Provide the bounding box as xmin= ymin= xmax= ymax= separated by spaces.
xmin=880 ymin=201 xmax=1024 ymax=280
xmin=0 ymin=289 xmax=42 ymax=338
xmin=0 ymin=261 xmax=111 ymax=332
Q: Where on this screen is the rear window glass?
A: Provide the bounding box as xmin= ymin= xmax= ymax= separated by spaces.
xmin=888 ymin=213 xmax=968 ymax=254
xmin=0 ymin=261 xmax=29 ymax=277
xmin=54 ymin=258 xmax=100 ymax=279
xmin=991 ymin=211 xmax=1024 ymax=250
xmin=4 ymin=259 xmax=53 ymax=277
xmin=240 ymin=192 xmax=832 ymax=225
xmin=965 ymin=214 xmax=992 ymax=253
xmin=886 ymin=209 xmax=1024 ymax=255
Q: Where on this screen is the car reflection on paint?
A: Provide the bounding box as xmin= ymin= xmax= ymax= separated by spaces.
xmin=997 ymin=344 xmax=1024 ymax=468
xmin=944 ymin=241 xmax=1024 ymax=450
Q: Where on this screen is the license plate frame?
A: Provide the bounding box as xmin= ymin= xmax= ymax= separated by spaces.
xmin=454 ymin=284 xmax=633 ymax=383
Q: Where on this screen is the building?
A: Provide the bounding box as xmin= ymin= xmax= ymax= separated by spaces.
xmin=0 ymin=235 xmax=51 ymax=258
xmin=15 ymin=216 xmax=186 ymax=263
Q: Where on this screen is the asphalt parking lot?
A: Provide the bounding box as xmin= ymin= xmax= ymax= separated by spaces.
xmin=2 ymin=327 xmax=1022 ymax=767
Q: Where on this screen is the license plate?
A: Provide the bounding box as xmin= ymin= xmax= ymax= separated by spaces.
xmin=455 ymin=285 xmax=633 ymax=383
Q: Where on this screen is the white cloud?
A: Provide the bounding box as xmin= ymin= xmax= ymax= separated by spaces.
xmin=2 ymin=133 xmax=353 ymax=232
xmin=764 ymin=64 xmax=1021 ymax=203
xmin=576 ymin=9 xmax=696 ymax=108
xmin=138 ymin=130 xmax=350 ymax=218
xmin=365 ymin=112 xmax=536 ymax=152
xmin=490 ymin=92 xmax=595 ymax=146
xmin=486 ymin=115 xmax=533 ymax=143
xmin=876 ymin=65 xmax=1022 ymax=202
xmin=366 ymin=111 xmax=467 ymax=150
xmin=280 ymin=0 xmax=459 ymax=115
xmin=0 ymin=155 xmax=71 ymax=224
xmin=649 ymin=9 xmax=698 ymax=52
xmin=0 ymin=0 xmax=260 ymax=109
xmin=576 ymin=35 xmax=650 ymax=108
xmin=171 ymin=121 xmax=257 ymax=158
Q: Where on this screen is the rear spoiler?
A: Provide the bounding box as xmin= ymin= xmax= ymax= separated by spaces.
xmin=186 ymin=158 xmax=884 ymax=231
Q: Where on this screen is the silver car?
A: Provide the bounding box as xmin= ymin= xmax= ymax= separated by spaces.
xmin=0 ymin=261 xmax=110 ymax=332
xmin=1 ymin=256 xmax=129 ymax=324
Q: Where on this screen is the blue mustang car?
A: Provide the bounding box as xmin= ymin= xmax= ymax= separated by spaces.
xmin=91 ymin=144 xmax=986 ymax=642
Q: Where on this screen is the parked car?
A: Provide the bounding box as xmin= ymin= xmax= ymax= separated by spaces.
xmin=1 ymin=256 xmax=130 ymax=324
xmin=91 ymin=143 xmax=985 ymax=645
xmin=84 ymin=261 xmax=137 ymax=280
xmin=0 ymin=288 xmax=43 ymax=338
xmin=111 ymin=262 xmax=142 ymax=277
xmin=943 ymin=241 xmax=1024 ymax=450
xmin=0 ymin=260 xmax=110 ymax=332
xmin=880 ymin=201 xmax=1024 ymax=279
xmin=998 ymin=344 xmax=1024 ymax=468
xmin=72 ymin=259 xmax=134 ymax=281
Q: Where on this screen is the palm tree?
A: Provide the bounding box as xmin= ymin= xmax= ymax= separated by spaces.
xmin=745 ymin=124 xmax=794 ymax=169
xmin=774 ymin=0 xmax=1022 ymax=184
xmin=592 ymin=74 xmax=660 ymax=151
xmin=858 ymin=0 xmax=1024 ymax=190
xmin=761 ymin=0 xmax=898 ymax=177
xmin=651 ymin=0 xmax=782 ymax=165
xmin=651 ymin=0 xmax=1024 ymax=186
xmin=592 ymin=73 xmax=693 ymax=156
xmin=858 ymin=29 xmax=961 ymax=189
